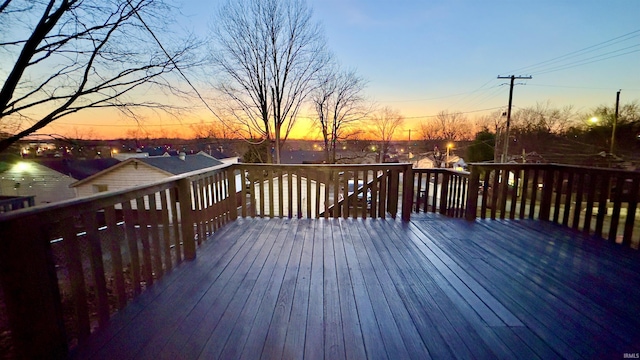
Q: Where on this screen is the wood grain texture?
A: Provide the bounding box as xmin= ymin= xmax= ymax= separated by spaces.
xmin=73 ymin=214 xmax=640 ymax=360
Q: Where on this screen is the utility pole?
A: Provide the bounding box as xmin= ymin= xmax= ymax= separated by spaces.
xmin=402 ymin=129 xmax=413 ymax=162
xmin=497 ymin=75 xmax=532 ymax=162
xmin=610 ymin=89 xmax=621 ymax=155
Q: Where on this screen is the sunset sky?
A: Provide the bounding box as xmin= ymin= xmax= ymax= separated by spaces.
xmin=31 ymin=0 xmax=640 ymax=140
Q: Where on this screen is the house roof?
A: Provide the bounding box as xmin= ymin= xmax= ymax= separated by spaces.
xmin=279 ymin=149 xmax=326 ymax=164
xmin=70 ymin=152 xmax=224 ymax=188
xmin=35 ymin=158 xmax=121 ymax=180
xmin=137 ymin=152 xmax=223 ymax=175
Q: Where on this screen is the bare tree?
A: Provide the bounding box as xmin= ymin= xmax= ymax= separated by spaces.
xmin=369 ymin=107 xmax=404 ymax=162
xmin=511 ymin=101 xmax=577 ymax=134
xmin=474 ymin=110 xmax=505 ymax=163
xmin=190 ymin=119 xmax=241 ymax=155
xmin=435 ymin=110 xmax=472 ymax=140
xmin=418 ymin=118 xmax=440 ymax=141
xmin=418 ymin=110 xmax=472 ymax=141
xmin=311 ymin=67 xmax=367 ymax=163
xmin=0 ymin=0 xmax=199 ymax=153
xmin=210 ymin=0 xmax=328 ymax=163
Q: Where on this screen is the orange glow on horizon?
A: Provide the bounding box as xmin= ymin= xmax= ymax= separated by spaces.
xmin=25 ymin=103 xmax=452 ymax=141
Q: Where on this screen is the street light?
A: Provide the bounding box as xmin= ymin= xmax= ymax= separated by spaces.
xmin=588 ymin=116 xmax=618 ymax=155
xmin=446 ymin=143 xmax=453 ymax=168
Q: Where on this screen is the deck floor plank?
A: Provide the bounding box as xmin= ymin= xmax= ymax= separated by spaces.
xmin=260 ymin=220 xmax=308 ymax=359
xmin=347 ymin=220 xmax=412 ymax=359
xmin=177 ymin=219 xmax=280 ymax=358
xmin=322 ymin=220 xmax=346 ymax=360
xmin=466 ymin=220 xmax=640 ymax=343
xmin=152 ymin=219 xmax=273 ymax=359
xmin=304 ymin=219 xmax=326 ymax=360
xmin=74 ymin=218 xmax=250 ymax=360
xmin=339 ymin=218 xmax=389 ymax=359
xmin=333 ymin=220 xmax=367 ymax=360
xmin=238 ymin=220 xmax=299 ymax=360
xmin=74 ymin=214 xmax=640 ymax=360
xmin=421 ymin=217 xmax=640 ymax=358
xmin=282 ymin=219 xmax=314 ymax=359
xmin=357 ymin=221 xmax=431 ymax=358
xmin=378 ymin=220 xmax=515 ymax=359
xmin=198 ymin=219 xmax=288 ymax=359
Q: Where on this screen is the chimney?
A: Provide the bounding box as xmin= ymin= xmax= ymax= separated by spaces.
xmin=179 ymin=152 xmax=186 ymax=161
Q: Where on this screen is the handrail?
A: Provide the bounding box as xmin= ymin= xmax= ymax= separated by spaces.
xmin=0 ymin=162 xmax=236 ymax=358
xmin=12 ymin=161 xmax=630 ymax=358
xmin=465 ymin=163 xmax=640 ymax=248
xmin=0 ymin=162 xmax=416 ymax=358
xmin=231 ymin=163 xmax=413 ymax=221
xmin=0 ymin=195 xmax=35 ymax=213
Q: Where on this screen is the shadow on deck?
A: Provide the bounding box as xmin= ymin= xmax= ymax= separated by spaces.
xmin=72 ymin=214 xmax=640 ymax=359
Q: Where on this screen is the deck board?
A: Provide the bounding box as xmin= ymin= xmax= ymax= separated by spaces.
xmin=73 ymin=214 xmax=640 ymax=359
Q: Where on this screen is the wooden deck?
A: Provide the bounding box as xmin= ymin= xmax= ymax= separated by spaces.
xmin=72 ymin=214 xmax=640 ymax=359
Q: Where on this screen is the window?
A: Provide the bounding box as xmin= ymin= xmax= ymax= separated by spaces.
xmin=93 ymin=184 xmax=108 ymax=193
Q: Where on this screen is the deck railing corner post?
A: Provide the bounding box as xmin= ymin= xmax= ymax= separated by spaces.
xmin=227 ymin=167 xmax=238 ymax=221
xmin=401 ymin=164 xmax=414 ymax=221
xmin=439 ymin=171 xmax=450 ymax=215
xmin=465 ymin=165 xmax=481 ymax=221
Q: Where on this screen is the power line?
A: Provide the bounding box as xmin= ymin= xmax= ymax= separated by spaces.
xmin=526 ymin=83 xmax=640 ymax=91
xmin=402 ymin=106 xmax=505 ymax=119
xmin=448 ymin=78 xmax=496 ymax=109
xmin=504 ymin=28 xmax=640 ymax=74
xmin=382 ymin=89 xmax=491 ymax=102
xmin=518 ymin=37 xmax=640 ymax=75
xmin=460 ymin=85 xmax=506 ymax=111
xmin=533 ymin=48 xmax=640 ymax=75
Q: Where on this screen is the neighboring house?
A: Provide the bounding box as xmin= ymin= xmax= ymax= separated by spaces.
xmin=413 ymin=153 xmax=461 ymax=169
xmin=413 ymin=155 xmax=435 ymax=169
xmin=71 ymin=152 xmax=224 ymax=197
xmin=0 ymin=158 xmax=118 ymax=205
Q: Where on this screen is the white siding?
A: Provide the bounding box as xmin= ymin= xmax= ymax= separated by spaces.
xmin=0 ymin=162 xmax=75 ymax=204
xmin=74 ymin=162 xmax=170 ymax=198
xmin=74 ymin=162 xmax=172 ymax=211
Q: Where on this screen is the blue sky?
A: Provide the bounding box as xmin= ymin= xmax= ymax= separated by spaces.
xmin=312 ymin=0 xmax=639 ymax=118
xmin=182 ymin=0 xmax=640 ymax=123
xmin=24 ymin=0 xmax=640 ymax=139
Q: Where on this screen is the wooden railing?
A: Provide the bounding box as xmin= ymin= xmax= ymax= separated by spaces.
xmin=413 ymin=168 xmax=469 ymax=218
xmin=0 ymin=195 xmax=35 ymax=213
xmin=11 ymin=161 xmax=635 ymax=358
xmin=235 ymin=163 xmax=413 ymax=221
xmin=0 ymin=162 xmax=415 ymax=358
xmin=0 ymin=163 xmax=236 ymax=358
xmin=465 ymin=163 xmax=640 ymax=248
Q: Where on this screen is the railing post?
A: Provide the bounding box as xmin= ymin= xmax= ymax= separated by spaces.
xmin=465 ymin=165 xmax=481 ymax=221
xmin=539 ymin=166 xmax=555 ymax=221
xmin=387 ymin=169 xmax=400 ymax=217
xmin=439 ymin=172 xmax=450 ymax=215
xmin=401 ymin=165 xmax=414 ymax=221
xmin=178 ymin=177 xmax=196 ymax=260
xmin=0 ymin=218 xmax=68 ymax=359
xmin=227 ymin=167 xmax=238 ymax=221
